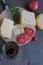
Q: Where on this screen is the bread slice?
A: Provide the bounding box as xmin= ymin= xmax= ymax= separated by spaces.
xmin=36 ymin=14 xmax=43 ymax=30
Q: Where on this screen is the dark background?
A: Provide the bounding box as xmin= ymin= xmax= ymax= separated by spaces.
xmin=0 ymin=0 xmax=43 ymax=65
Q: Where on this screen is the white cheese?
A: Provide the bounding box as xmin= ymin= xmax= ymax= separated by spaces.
xmin=21 ymin=10 xmax=36 ymax=27
xmin=1 ymin=18 xmax=14 ymax=38
xmin=13 ymin=24 xmax=24 ymax=36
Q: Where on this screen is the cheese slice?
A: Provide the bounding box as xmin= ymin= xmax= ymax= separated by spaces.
xmin=21 ymin=10 xmax=36 ymax=27
xmin=1 ymin=18 xmax=14 ymax=38
xmin=13 ymin=24 xmax=24 ymax=36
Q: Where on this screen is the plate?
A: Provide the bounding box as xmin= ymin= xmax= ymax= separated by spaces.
xmin=1 ymin=7 xmax=36 ymax=46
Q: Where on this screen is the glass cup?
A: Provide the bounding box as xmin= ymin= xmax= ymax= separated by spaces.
xmin=2 ymin=41 xmax=19 ymax=59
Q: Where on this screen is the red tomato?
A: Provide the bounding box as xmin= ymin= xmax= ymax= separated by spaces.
xmin=24 ymin=27 xmax=34 ymax=37
xmin=32 ymin=36 xmax=37 ymax=41
xmin=17 ymin=32 xmax=31 ymax=44
xmin=28 ymin=0 xmax=39 ymax=11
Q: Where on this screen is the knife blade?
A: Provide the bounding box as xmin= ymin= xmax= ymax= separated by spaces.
xmin=2 ymin=0 xmax=13 ymax=20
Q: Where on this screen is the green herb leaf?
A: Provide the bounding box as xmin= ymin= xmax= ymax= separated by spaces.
xmin=9 ymin=6 xmax=20 ymax=23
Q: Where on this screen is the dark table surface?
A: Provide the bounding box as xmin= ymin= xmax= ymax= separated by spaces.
xmin=0 ymin=0 xmax=43 ymax=65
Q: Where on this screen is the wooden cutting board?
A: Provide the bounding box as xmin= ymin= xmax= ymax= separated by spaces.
xmin=0 ymin=7 xmax=36 ymax=46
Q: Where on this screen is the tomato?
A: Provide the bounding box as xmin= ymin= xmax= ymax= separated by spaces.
xmin=24 ymin=27 xmax=34 ymax=37
xmin=28 ymin=0 xmax=39 ymax=11
xmin=17 ymin=32 xmax=30 ymax=44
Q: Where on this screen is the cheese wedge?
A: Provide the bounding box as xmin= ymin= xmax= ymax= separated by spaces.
xmin=1 ymin=18 xmax=14 ymax=38
xmin=13 ymin=24 xmax=24 ymax=36
xmin=21 ymin=10 xmax=36 ymax=27
xmin=36 ymin=14 xmax=43 ymax=30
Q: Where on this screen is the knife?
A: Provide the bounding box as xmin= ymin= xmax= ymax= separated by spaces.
xmin=2 ymin=0 xmax=13 ymax=20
